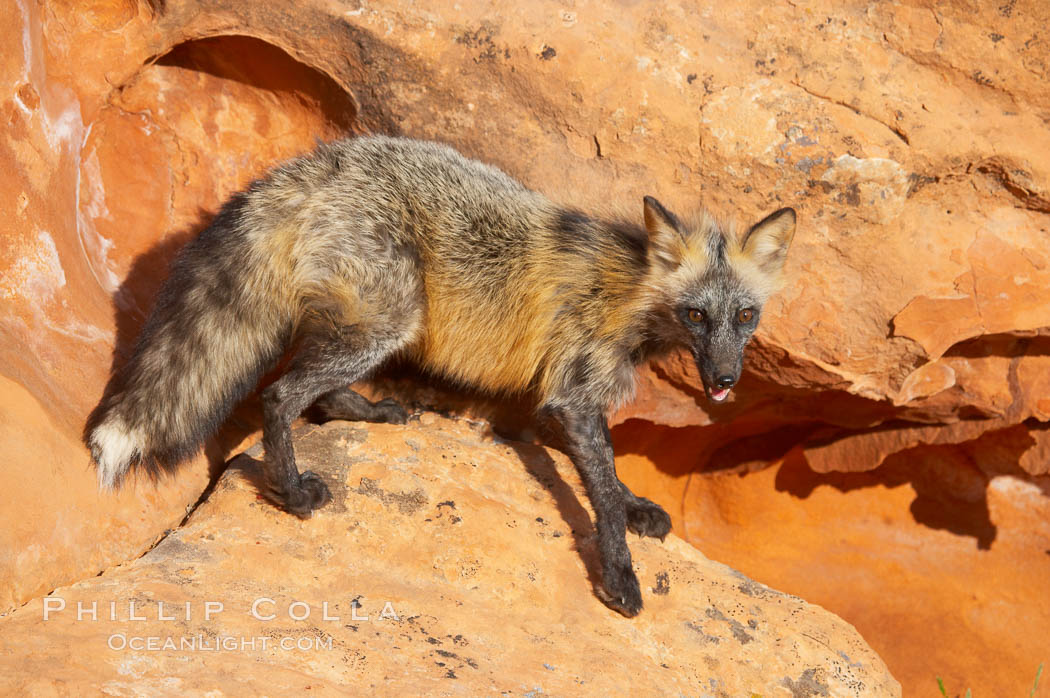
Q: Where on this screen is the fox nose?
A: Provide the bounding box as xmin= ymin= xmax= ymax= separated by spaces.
xmin=716 ymin=375 xmax=735 ymax=390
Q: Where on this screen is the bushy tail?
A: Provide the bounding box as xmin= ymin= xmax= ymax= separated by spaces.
xmin=86 ymin=196 xmax=293 ymax=489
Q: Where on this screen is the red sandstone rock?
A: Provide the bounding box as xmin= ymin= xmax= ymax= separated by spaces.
xmin=0 ymin=419 xmax=900 ymax=696
xmin=676 ymin=446 xmax=1050 ymax=698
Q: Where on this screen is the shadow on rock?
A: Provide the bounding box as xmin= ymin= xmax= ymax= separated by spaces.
xmin=504 ymin=439 xmax=604 ymax=597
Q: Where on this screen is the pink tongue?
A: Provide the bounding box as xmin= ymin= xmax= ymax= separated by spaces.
xmin=710 ymin=388 xmax=730 ymax=402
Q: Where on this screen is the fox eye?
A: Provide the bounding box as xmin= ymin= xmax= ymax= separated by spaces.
xmin=738 ymin=308 xmax=754 ymax=323
xmin=687 ymin=308 xmax=704 ymax=324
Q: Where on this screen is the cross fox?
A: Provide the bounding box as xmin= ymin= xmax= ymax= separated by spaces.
xmin=86 ymin=135 xmax=795 ymax=617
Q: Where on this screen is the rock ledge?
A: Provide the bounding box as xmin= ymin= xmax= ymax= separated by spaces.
xmin=0 ymin=417 xmax=898 ymax=696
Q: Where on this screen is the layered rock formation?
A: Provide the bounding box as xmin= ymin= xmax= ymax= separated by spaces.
xmin=2 ymin=0 xmax=1048 ymax=695
xmin=0 ymin=418 xmax=900 ymax=696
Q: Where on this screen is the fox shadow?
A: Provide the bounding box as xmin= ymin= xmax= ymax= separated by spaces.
xmin=364 ymin=373 xmax=607 ymax=593
xmin=613 ymin=415 xmax=1048 ymax=551
xmin=504 ymin=429 xmax=605 ymax=596
xmin=774 ymin=443 xmax=1002 ymax=550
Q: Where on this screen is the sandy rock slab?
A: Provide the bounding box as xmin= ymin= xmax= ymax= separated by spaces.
xmin=0 ymin=417 xmax=897 ymax=697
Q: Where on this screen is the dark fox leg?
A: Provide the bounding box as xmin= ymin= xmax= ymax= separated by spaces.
xmin=619 ymin=483 xmax=672 ymax=540
xmin=308 ymin=388 xmax=408 ymax=425
xmin=542 ymin=406 xmax=670 ymax=540
xmin=260 ymin=324 xmax=407 ymax=518
xmin=555 ymin=409 xmax=643 ymax=617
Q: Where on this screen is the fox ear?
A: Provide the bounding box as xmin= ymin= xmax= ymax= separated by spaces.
xmin=643 ymin=196 xmax=685 ymax=266
xmin=741 ymin=207 xmax=796 ymax=273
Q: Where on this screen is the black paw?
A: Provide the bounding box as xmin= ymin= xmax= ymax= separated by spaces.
xmin=625 ymin=497 xmax=672 ymax=540
xmin=596 ymin=562 xmax=643 ymax=617
xmin=270 ymin=470 xmax=332 ymax=519
xmin=373 ymin=398 xmax=408 ymax=424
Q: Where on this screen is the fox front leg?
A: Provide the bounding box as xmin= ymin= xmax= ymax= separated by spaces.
xmin=557 ymin=410 xmax=644 ymax=616
xmin=620 ymin=483 xmax=672 ymax=540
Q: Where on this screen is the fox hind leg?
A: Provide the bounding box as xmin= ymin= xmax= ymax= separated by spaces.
xmin=260 ymin=319 xmax=415 ymax=518
xmin=308 ymin=388 xmax=408 ymax=425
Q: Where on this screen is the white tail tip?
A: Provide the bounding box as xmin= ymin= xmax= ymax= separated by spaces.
xmin=90 ymin=418 xmax=144 ymax=489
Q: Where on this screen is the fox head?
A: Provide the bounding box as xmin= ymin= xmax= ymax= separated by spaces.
xmin=642 ymin=196 xmax=796 ymax=404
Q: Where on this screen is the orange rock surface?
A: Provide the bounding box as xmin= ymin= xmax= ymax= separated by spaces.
xmin=614 ymin=424 xmax=1050 ymax=697
xmin=0 ymin=419 xmax=900 ymax=696
xmin=2 ymin=0 xmax=1048 ymax=694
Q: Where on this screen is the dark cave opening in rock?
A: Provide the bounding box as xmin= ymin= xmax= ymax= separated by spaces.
xmin=155 ymin=34 xmax=359 ymax=134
